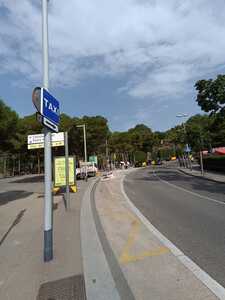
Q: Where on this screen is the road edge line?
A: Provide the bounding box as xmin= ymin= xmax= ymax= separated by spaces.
xmin=80 ymin=179 xmax=121 ymax=300
xmin=121 ymin=174 xmax=225 ymax=300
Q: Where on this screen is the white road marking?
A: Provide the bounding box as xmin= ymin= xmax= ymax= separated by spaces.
xmin=153 ymin=169 xmax=225 ymax=206
xmin=121 ymin=174 xmax=225 ymax=300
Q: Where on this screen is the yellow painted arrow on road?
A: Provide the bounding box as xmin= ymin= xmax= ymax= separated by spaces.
xmin=119 ymin=218 xmax=169 ymax=264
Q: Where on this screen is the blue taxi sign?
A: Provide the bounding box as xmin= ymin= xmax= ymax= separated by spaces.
xmin=41 ymin=88 xmax=60 ymax=125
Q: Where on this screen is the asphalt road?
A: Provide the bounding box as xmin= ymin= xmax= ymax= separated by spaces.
xmin=124 ymin=166 xmax=225 ymax=287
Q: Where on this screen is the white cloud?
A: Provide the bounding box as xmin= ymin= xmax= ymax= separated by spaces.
xmin=1 ymin=0 xmax=225 ymax=101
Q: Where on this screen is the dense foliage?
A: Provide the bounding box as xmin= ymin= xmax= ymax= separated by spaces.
xmin=1 ymin=70 xmax=225 ymax=174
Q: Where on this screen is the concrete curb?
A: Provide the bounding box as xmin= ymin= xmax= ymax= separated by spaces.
xmin=80 ymin=179 xmax=120 ymax=300
xmin=121 ymin=173 xmax=225 ymax=300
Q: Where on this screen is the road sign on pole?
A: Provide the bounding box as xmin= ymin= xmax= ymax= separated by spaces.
xmin=32 ymin=87 xmax=60 ymax=133
xmin=27 ymin=132 xmax=64 ymax=149
xmin=41 ymin=88 xmax=60 ymax=127
xmin=43 ymin=116 xmax=59 ymax=132
xmin=32 ymin=87 xmax=41 ymax=112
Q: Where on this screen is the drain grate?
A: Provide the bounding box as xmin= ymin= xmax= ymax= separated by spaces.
xmin=37 ymin=274 xmax=86 ymax=300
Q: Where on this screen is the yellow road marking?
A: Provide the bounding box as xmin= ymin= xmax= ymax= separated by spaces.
xmin=98 ymin=183 xmax=169 ymax=264
xmin=119 ymin=217 xmax=169 ymax=264
xmin=120 ymin=246 xmax=169 ymax=264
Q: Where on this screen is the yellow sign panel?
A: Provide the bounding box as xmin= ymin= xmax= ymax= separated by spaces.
xmin=28 ymin=143 xmax=44 ymax=149
xmin=28 ymin=140 xmax=64 ymax=149
xmin=54 ymin=157 xmax=75 ymax=187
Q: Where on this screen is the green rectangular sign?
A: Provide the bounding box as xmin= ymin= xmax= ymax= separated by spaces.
xmin=89 ymin=155 xmax=97 ymax=164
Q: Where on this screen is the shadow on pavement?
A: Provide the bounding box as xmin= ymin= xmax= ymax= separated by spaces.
xmin=0 ymin=209 xmax=26 ymax=246
xmin=11 ymin=175 xmax=44 ymax=184
xmin=0 ymin=191 xmax=33 ymax=206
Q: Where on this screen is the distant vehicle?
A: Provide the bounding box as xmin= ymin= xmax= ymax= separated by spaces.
xmin=134 ymin=161 xmax=143 ymax=167
xmin=76 ymin=161 xmax=98 ymax=179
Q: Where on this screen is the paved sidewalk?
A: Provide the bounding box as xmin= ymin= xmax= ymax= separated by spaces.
xmin=93 ymin=170 xmax=222 ymax=300
xmin=178 ymin=165 xmax=225 ymax=184
xmin=0 ymin=175 xmax=89 ymax=300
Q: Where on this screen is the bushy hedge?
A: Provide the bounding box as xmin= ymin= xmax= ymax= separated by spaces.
xmin=203 ymin=156 xmax=225 ymax=172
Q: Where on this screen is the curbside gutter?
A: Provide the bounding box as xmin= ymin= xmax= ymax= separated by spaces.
xmin=80 ymin=179 xmax=121 ymax=300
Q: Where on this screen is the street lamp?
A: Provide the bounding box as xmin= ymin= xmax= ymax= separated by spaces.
xmin=77 ymin=124 xmax=88 ymax=181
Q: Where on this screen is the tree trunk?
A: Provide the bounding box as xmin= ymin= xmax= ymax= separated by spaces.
xmin=4 ymin=157 xmax=7 ymax=177
xmin=18 ymin=156 xmax=21 ymax=175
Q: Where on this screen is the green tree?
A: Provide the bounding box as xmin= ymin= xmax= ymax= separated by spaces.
xmin=153 ymin=131 xmax=166 ymax=147
xmin=59 ymin=113 xmax=74 ymax=132
xmin=186 ymin=114 xmax=212 ymax=152
xmin=195 ymin=75 xmax=225 ymax=116
xmin=128 ymin=124 xmax=154 ymax=153
xmin=0 ymin=99 xmax=19 ymax=153
xmin=67 ymin=116 xmax=110 ymax=159
xmin=209 ymin=114 xmax=225 ymax=147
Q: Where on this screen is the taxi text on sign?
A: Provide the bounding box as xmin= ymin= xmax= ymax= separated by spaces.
xmin=41 ymin=88 xmax=60 ymax=125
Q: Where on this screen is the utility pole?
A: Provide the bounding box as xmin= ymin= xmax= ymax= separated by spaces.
xmin=200 ymin=150 xmax=204 ymax=176
xmin=42 ymin=0 xmax=53 ymax=262
xmin=106 ymin=139 xmax=109 ymax=170
xmin=77 ymin=124 xmax=88 ymax=181
xmin=64 ymin=132 xmax=70 ymax=210
xmin=84 ymin=124 xmax=87 ymax=181
xmin=199 ymin=133 xmax=204 ymax=176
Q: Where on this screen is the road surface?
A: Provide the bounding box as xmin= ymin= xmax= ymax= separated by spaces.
xmin=124 ymin=166 xmax=225 ymax=287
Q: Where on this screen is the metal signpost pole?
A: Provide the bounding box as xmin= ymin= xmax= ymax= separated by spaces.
xmin=64 ymin=132 xmax=70 ymax=210
xmin=200 ymin=150 xmax=204 ymax=176
xmin=42 ymin=0 xmax=53 ymax=262
xmin=83 ymin=124 xmax=88 ymax=181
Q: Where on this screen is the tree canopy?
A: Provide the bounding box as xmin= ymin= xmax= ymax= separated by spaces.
xmin=195 ymin=75 xmax=225 ymax=116
xmin=0 ymin=99 xmax=19 ymax=153
xmin=1 ymin=77 xmax=225 ymax=172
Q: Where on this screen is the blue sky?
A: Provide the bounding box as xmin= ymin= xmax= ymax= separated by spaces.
xmin=1 ymin=1 xmax=225 ymax=132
